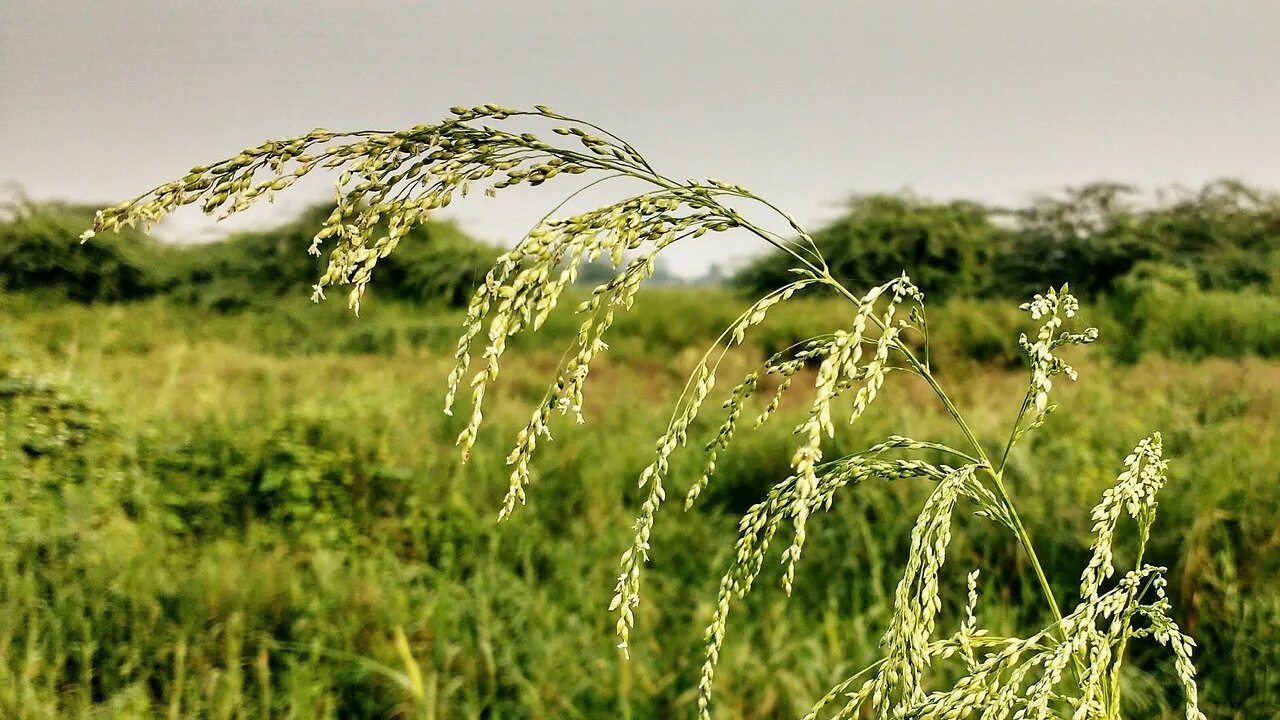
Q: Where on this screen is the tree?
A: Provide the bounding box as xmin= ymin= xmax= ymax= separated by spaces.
xmin=735 ymin=193 xmax=1003 ymax=300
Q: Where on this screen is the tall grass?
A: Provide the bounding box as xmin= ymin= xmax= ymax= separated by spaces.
xmin=59 ymin=103 xmax=1276 ymax=717
xmin=0 ymin=301 xmax=1276 ymax=717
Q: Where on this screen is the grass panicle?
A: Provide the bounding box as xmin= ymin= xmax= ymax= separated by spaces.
xmin=87 ymin=104 xmax=1204 ymax=719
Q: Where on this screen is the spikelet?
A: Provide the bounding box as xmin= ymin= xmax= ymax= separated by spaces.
xmin=753 ymin=339 xmax=825 ymax=429
xmin=685 ymin=372 xmax=758 ymax=509
xmin=1080 ymin=433 xmax=1167 ymax=600
xmin=849 ymin=275 xmax=921 ymax=426
xmin=866 ymin=466 xmax=975 ymax=712
xmin=610 ymin=279 xmax=810 ymax=654
xmin=1016 ymin=285 xmax=1099 ymax=428
xmin=449 ymin=191 xmax=738 ymax=463
xmin=880 ymin=435 xmax=1200 ymax=720
xmin=957 ymin=569 xmax=983 ymax=672
xmin=499 ymin=241 xmax=681 ymax=518
xmin=696 ymin=456 xmax=954 ymax=720
xmin=782 ymin=277 xmax=921 ymax=595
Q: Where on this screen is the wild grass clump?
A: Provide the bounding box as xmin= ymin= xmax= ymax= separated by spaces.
xmin=84 ymin=104 xmax=1217 ymax=718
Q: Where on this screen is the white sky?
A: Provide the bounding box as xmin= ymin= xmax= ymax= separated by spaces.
xmin=3 ymin=1 xmax=1279 ymax=276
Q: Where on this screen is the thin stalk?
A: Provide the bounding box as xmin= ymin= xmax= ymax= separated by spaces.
xmin=997 ymin=391 xmax=1033 ymax=472
xmin=1107 ymin=525 xmax=1150 ymax=718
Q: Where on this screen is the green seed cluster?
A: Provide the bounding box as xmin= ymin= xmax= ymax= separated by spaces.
xmin=868 ymin=467 xmax=975 ymax=712
xmin=1080 ymin=434 xmax=1167 ymax=601
xmin=1018 ymin=285 xmax=1099 ymax=425
xmin=87 ymin=104 xmax=675 ymax=314
xmin=784 ymin=276 xmax=922 ymax=596
xmin=901 ymin=564 xmax=1200 ymax=720
xmin=685 ymin=372 xmax=758 ymax=509
xmin=820 ymin=437 xmax=1203 ymax=720
xmin=611 ymin=279 xmax=813 ymax=656
xmin=696 ymin=455 xmax=953 ymax=720
xmin=445 ymin=189 xmax=740 ymax=474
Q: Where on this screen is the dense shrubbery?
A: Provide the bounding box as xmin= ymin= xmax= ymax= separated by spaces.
xmin=733 ymin=193 xmax=1002 ymax=300
xmin=0 ymin=201 xmax=170 ymax=302
xmin=735 ymin=180 xmax=1280 ymax=300
xmin=7 ymin=179 xmax=1277 ymax=312
xmin=0 ymin=199 xmax=497 ymax=310
xmin=166 ymin=205 xmax=498 ymax=311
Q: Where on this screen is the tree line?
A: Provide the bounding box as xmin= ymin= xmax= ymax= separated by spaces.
xmin=3 ymin=179 xmax=1277 ymax=309
xmin=0 ymin=200 xmax=497 ymax=309
xmin=733 ymin=179 xmax=1280 ymax=299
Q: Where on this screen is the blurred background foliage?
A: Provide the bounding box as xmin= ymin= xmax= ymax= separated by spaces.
xmin=6 ymin=178 xmax=1279 ymax=309
xmin=0 ymin=200 xmax=499 ymax=311
xmin=734 ymin=179 xmax=1280 ymax=300
xmin=0 ymin=179 xmax=1276 ymax=718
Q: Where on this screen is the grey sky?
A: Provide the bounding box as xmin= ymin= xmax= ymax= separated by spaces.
xmin=4 ymin=1 xmax=1279 ymax=276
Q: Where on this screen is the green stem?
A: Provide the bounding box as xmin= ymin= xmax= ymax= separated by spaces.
xmin=997 ymin=391 xmax=1033 ymax=471
xmin=1107 ymin=525 xmax=1149 ymax=718
xmin=915 ymin=355 xmax=1067 ymax=629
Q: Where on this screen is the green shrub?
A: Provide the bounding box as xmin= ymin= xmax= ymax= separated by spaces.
xmin=0 ymin=200 xmax=174 ymax=301
xmin=1110 ymin=264 xmax=1280 ymax=362
xmin=0 ymin=199 xmax=497 ymax=312
xmin=734 ymin=193 xmax=1002 ymax=300
xmin=736 ymin=180 xmax=1280 ymax=301
xmin=167 ymin=205 xmax=498 ymax=311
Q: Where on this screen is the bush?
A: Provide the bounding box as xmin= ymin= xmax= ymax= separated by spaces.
xmin=735 ymin=180 xmax=1280 ymax=301
xmin=0 ymin=200 xmax=174 ymax=301
xmin=733 ymin=193 xmax=1003 ymax=300
xmin=168 ymin=204 xmax=499 ymax=311
xmin=0 ymin=200 xmax=498 ymax=311
xmin=1110 ymin=263 xmax=1280 ymax=362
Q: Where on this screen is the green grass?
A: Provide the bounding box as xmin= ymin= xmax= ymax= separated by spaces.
xmin=0 ymin=290 xmax=1277 ymax=718
xmin=4 ymin=283 xmax=1278 ymax=366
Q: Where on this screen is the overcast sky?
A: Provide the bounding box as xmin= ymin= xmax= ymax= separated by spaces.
xmin=4 ymin=1 xmax=1279 ymax=276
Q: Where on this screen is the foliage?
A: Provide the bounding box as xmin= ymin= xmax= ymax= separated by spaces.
xmin=9 ymin=179 xmax=1279 ymax=311
xmin=2 ymin=297 xmax=1278 ymax=718
xmin=0 ymin=199 xmax=171 ymax=302
xmin=733 ymin=193 xmax=1003 ymax=300
xmin=167 ymin=204 xmax=497 ymax=311
xmin=736 ymin=180 xmax=1280 ymax=300
xmin=1143 ymin=180 xmax=1280 ymax=292
xmin=1108 ymin=263 xmax=1280 ymax=363
xmin=80 ymin=104 xmax=1230 ymax=719
xmin=0 ymin=199 xmax=497 ymax=310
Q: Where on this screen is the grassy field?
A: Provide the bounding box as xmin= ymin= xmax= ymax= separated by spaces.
xmin=0 ymin=289 xmax=1277 ymax=719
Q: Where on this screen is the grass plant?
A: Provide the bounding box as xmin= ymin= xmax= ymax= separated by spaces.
xmin=75 ymin=105 xmax=1230 ymax=718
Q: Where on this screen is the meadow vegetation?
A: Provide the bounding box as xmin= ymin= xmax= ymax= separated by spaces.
xmin=1 ymin=106 xmax=1277 ymax=718
xmin=1 ymin=294 xmax=1276 ymax=718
